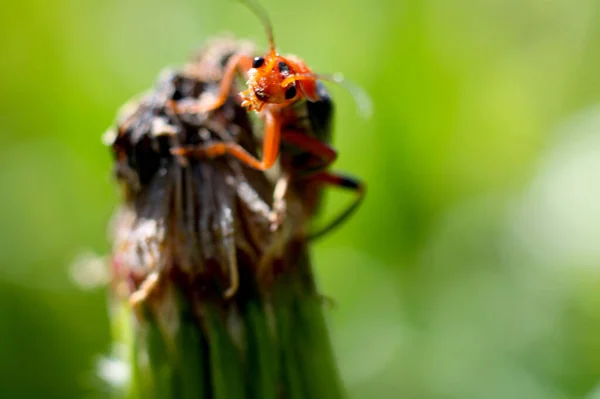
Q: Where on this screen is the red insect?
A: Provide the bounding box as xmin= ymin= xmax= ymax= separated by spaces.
xmin=174 ymin=0 xmax=368 ymax=239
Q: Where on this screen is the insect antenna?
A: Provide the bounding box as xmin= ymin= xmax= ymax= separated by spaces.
xmin=289 ymin=72 xmax=372 ymax=119
xmin=239 ymin=0 xmax=277 ymax=56
xmin=282 ymin=71 xmax=373 ymax=119
xmin=324 ymin=73 xmax=373 ymax=120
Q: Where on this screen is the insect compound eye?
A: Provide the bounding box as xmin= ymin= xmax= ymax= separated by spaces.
xmin=252 ymin=56 xmax=265 ymax=68
xmin=278 ymin=61 xmax=290 ymax=76
xmin=284 ymin=84 xmax=297 ymax=100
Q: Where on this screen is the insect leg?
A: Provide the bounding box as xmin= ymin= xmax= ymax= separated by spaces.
xmin=280 ymin=130 xmax=338 ymax=174
xmin=262 ymin=131 xmax=338 ymax=231
xmin=172 ymin=53 xmax=254 ymax=114
xmin=172 ymin=107 xmax=283 ymax=171
xmin=304 ymin=171 xmax=365 ymax=241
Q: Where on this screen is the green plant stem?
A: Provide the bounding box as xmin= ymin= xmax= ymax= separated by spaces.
xmin=110 ymin=240 xmax=344 ymax=399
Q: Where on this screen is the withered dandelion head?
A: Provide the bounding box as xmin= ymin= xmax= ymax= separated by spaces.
xmin=106 ymin=39 xmax=305 ymax=315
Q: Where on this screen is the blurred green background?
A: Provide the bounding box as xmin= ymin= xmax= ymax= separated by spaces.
xmin=2 ymin=0 xmax=600 ymax=397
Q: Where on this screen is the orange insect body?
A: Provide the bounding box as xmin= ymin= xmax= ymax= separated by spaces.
xmin=172 ymin=0 xmax=366 ymax=240
xmin=169 ymin=0 xmax=331 ymax=171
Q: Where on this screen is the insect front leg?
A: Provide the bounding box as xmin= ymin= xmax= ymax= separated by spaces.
xmin=171 ymin=106 xmax=283 ymax=171
xmin=172 ymin=53 xmax=254 ymax=114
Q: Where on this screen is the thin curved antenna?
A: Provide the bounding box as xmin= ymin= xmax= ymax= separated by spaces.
xmin=322 ymin=73 xmax=373 ymax=120
xmin=239 ymin=0 xmax=277 ymax=54
xmin=284 ymin=72 xmax=374 ymax=120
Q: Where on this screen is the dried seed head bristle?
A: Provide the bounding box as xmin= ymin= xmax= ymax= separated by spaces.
xmin=108 ymin=38 xmax=304 ymax=311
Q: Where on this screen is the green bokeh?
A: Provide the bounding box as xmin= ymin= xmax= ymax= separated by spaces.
xmin=2 ymin=0 xmax=600 ymax=397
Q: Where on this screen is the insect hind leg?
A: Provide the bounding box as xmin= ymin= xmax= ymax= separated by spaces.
xmin=305 ymin=171 xmax=365 ymax=241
